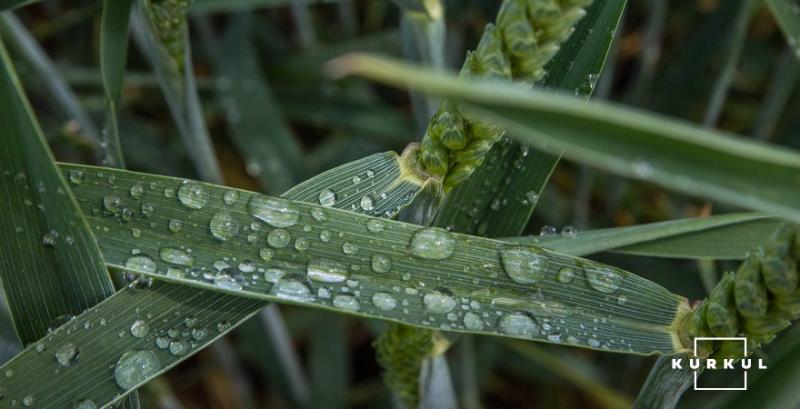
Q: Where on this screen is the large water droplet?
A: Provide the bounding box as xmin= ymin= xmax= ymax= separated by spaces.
xmin=557 ymin=267 xmax=575 ymax=283
xmin=332 ymin=295 xmax=360 ymax=311
xmin=248 ymin=196 xmax=299 ymax=228
xmin=500 ymin=247 xmax=548 ymax=284
xmin=125 ymin=256 xmax=157 ymax=274
xmin=160 ymin=248 xmax=194 ymax=267
xmin=130 ymin=183 xmax=145 ymax=198
xmin=55 ymin=343 xmax=79 ymax=366
xmin=409 ymin=227 xmax=455 ymax=260
xmin=214 ymin=268 xmax=245 ymax=291
xmin=360 ymin=195 xmax=374 ymax=211
xmin=130 ymin=320 xmax=149 ymax=338
xmin=263 ymin=268 xmax=286 ymax=283
xmin=103 ymin=195 xmax=122 ymax=213
xmin=423 ymin=290 xmax=456 ymax=314
xmin=177 ymin=181 xmax=208 ymax=209
xmin=499 ymin=313 xmax=538 ymax=337
xmin=370 ymin=254 xmax=391 ymax=273
xmin=307 ymin=258 xmax=349 ymax=283
xmin=270 ymin=279 xmax=313 ymax=302
xmin=114 ymin=350 xmax=161 ymax=390
xmin=372 ymin=292 xmax=397 ymax=311
xmin=463 ymin=312 xmax=483 ymax=330
xmin=318 ymin=189 xmax=336 ymax=207
xmin=209 ymin=211 xmax=239 ymax=241
xmin=584 ymin=265 xmax=623 ymax=293
xmin=267 ymin=229 xmax=291 ymax=248
xmin=222 ymin=190 xmax=239 ymax=206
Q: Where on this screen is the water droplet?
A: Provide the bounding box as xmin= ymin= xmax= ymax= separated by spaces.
xmin=130 ymin=183 xmax=145 ymax=198
xmin=499 ymin=313 xmax=538 ymax=337
xmin=360 ymin=195 xmax=374 ymax=211
xmin=557 ymin=267 xmax=575 ymax=283
xmin=351 ymin=175 xmax=361 ymax=184
xmin=307 ymin=258 xmax=349 ymax=283
xmin=463 ymin=312 xmax=483 ymax=330
xmin=409 ymin=227 xmax=455 ymax=260
xmin=130 ymin=320 xmax=149 ymax=338
xmin=74 ymin=400 xmax=97 ymax=409
xmin=55 ymin=343 xmax=79 ymax=366
xmin=155 ymin=337 xmax=170 ymax=349
xmin=166 ymin=268 xmax=185 ymax=278
xmin=214 ymin=268 xmax=245 ymax=291
xmin=295 ymin=237 xmax=310 ymax=251
xmin=318 ymin=189 xmax=336 ymax=207
xmin=561 ymin=225 xmax=578 ymax=237
xmin=42 ymin=232 xmax=56 ymax=247
xmin=169 ymin=341 xmax=186 ymax=356
xmin=68 ymin=170 xmax=84 ymax=185
xmin=617 ymin=294 xmax=627 ymax=306
xmin=263 ymin=268 xmax=286 ymax=283
xmin=319 ymin=230 xmax=332 ymax=242
xmin=222 ymin=190 xmax=239 ymax=206
xmin=310 ymin=208 xmax=327 ymax=221
xmin=168 ymin=219 xmax=183 ymax=232
xmin=141 ymin=202 xmax=155 ymax=217
xmin=103 ymin=195 xmax=122 ymax=213
xmin=500 ymin=247 xmax=548 ymax=284
xmin=22 ymin=395 xmax=34 ymax=407
xmin=270 ymin=279 xmax=313 ymax=302
xmin=160 ymin=248 xmax=194 ymax=267
xmin=259 ymin=248 xmax=274 ymax=261
xmin=539 ymin=225 xmax=557 ymax=236
xmin=423 ymin=290 xmax=456 ymax=314
xmin=366 ymin=219 xmax=385 ymax=233
xmin=125 ymin=256 xmax=157 ymax=273
xmin=632 ymin=160 xmax=654 ymax=178
xmin=372 ymin=292 xmax=397 ymax=311
xmin=177 ymin=181 xmax=208 ymax=209
xmin=332 ymin=295 xmax=360 ymax=311
xmin=238 ymin=260 xmax=256 ymax=273
xmin=584 ymin=265 xmax=623 ymax=293
xmin=248 ymin=196 xmax=299 ymax=228
xmin=209 ymin=211 xmax=239 ymax=241
xmin=267 ymin=229 xmax=291 ymax=248
xmin=342 ymin=242 xmax=359 ymax=255
xmin=371 ymin=254 xmax=391 ymax=273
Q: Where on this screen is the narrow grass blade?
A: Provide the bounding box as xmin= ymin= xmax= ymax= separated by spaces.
xmin=753 ymin=47 xmax=800 ymax=140
xmin=501 ymin=340 xmax=633 ymax=409
xmin=508 ymin=213 xmax=781 ymax=259
xmin=61 ymin=164 xmax=691 ymax=355
xmin=0 ymin=36 xmax=139 ymax=407
xmin=130 ymin=5 xmax=223 ymax=183
xmin=0 ymin=13 xmax=99 ymax=144
xmin=332 ymin=55 xmax=800 ymax=223
xmin=310 ymin=314 xmax=348 ymax=409
xmin=99 ymin=0 xmax=134 ymax=168
xmin=765 ymin=0 xmax=800 ymax=61
xmin=202 ymin=14 xmax=305 ymax=193
xmin=0 ymin=0 xmax=38 ymax=12
xmin=632 ymin=354 xmax=695 ymax=409
xmin=0 ymin=280 xmax=265 ymax=408
xmin=433 ymin=0 xmax=627 ymax=236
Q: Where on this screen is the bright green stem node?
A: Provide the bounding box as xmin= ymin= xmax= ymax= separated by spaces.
xmin=680 ymin=224 xmax=800 ymax=359
xmin=416 ymin=0 xmax=593 ymax=191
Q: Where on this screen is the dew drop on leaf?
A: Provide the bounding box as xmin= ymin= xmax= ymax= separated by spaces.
xmin=310 ymin=207 xmax=327 ymax=222
xmin=556 ymin=267 xmax=575 ymax=284
xmin=248 ymin=196 xmax=299 ymax=227
xmin=342 ymin=242 xmax=359 ymax=255
xmin=270 ymin=279 xmax=313 ymax=302
xmin=332 ymin=295 xmax=360 ymax=311
xmin=359 ymin=195 xmax=374 ymax=211
xmin=423 ymin=290 xmax=456 ymax=314
xmin=499 ymin=313 xmax=538 ymax=337
xmin=263 ymin=268 xmax=286 ymax=283
xmin=307 ymin=257 xmax=349 ymax=283
xmin=370 ymin=254 xmax=391 ymax=273
xmin=584 ymin=265 xmax=623 ymax=293
xmin=168 ymin=219 xmax=183 ymax=232
xmin=371 ymin=292 xmax=397 ymax=311
xmin=125 ymin=256 xmax=157 ymax=274
xmin=366 ymin=219 xmax=385 ymax=233
xmin=130 ymin=320 xmax=150 ymax=338
xmin=129 ymin=183 xmax=145 ymax=198
xmin=259 ymin=248 xmax=274 ymax=261
xmin=267 ymin=229 xmax=291 ymax=248
xmin=177 ymin=181 xmax=208 ymax=209
xmin=209 ymin=210 xmax=240 ymax=241
xmin=103 ymin=195 xmax=122 ymax=213
xmin=214 ymin=268 xmax=245 ymax=291
xmin=463 ymin=312 xmax=483 ymax=330
xmin=318 ymin=189 xmax=336 ymax=207
xmin=222 ymin=190 xmax=239 ymax=206
xmin=68 ymin=170 xmax=84 ymax=185
xmin=409 ymin=227 xmax=455 ymax=260
xmin=160 ymin=248 xmax=194 ymax=267
xmin=74 ymin=400 xmax=97 ymax=409
xmin=500 ymin=247 xmax=548 ymax=284
xmin=169 ymin=341 xmax=186 ymax=356
xmin=54 ymin=342 xmax=79 ymax=367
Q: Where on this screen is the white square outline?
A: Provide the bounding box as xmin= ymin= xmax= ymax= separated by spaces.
xmin=692 ymin=337 xmax=747 ymax=391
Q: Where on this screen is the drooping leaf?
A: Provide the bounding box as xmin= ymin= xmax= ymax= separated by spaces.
xmin=333 ymin=55 xmax=800 ymax=223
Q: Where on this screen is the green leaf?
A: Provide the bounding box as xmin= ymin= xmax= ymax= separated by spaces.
xmin=632 ymin=354 xmax=694 ymax=409
xmin=433 ymin=0 xmax=626 ymax=236
xmin=0 ymin=0 xmax=38 ymax=12
xmin=130 ymin=3 xmax=223 ymax=183
xmin=332 ymin=55 xmax=800 ymax=223
xmin=98 ymin=0 xmax=134 ymax=168
xmin=0 ymin=34 xmax=139 ymax=408
xmin=507 ymin=213 xmax=781 ymax=259
xmin=765 ymin=0 xmax=800 ymax=61
xmin=61 ymin=164 xmax=689 ymax=356
xmin=204 ymin=14 xmax=305 ymax=193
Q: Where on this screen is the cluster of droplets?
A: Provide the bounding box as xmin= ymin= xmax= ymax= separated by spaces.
xmin=312 ymin=167 xmax=417 ymax=219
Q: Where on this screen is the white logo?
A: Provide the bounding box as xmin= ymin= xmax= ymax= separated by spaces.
xmin=669 ymin=337 xmax=768 ymax=391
